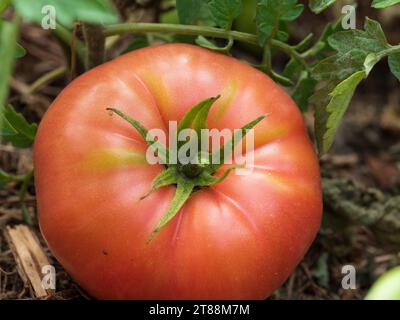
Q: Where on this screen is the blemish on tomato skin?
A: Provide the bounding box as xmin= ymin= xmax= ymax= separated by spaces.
xmin=102 ymin=249 xmax=108 ymax=256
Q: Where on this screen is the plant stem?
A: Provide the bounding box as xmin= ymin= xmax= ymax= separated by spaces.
xmin=82 ymin=23 xmax=106 ymax=69
xmin=17 ymin=170 xmax=33 ymax=192
xmin=104 ymin=22 xmax=257 ymax=43
xmin=53 ymin=23 xmax=85 ymax=63
xmin=26 ymin=66 xmax=67 ymax=95
xmin=9 ymin=173 xmax=26 ymax=183
xmin=0 ymin=14 xmax=19 ymax=107
xmin=18 ymin=170 xmax=34 ymax=225
xmin=103 ymin=23 xmax=307 ymax=67
xmin=262 ymin=46 xmax=272 ymax=72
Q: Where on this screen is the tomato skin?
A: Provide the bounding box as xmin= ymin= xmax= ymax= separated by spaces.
xmin=34 ymin=44 xmax=322 ymax=299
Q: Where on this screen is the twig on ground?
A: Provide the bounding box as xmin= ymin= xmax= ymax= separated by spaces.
xmin=3 ymin=225 xmax=54 ymax=298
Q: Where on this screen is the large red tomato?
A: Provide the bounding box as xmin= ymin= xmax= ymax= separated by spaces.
xmin=34 ymin=43 xmax=322 ymax=299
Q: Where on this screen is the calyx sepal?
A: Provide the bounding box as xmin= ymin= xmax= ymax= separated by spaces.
xmin=107 ymin=96 xmax=267 ymax=241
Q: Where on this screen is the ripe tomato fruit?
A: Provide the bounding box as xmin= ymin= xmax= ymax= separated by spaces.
xmin=34 ymin=44 xmax=322 ymax=299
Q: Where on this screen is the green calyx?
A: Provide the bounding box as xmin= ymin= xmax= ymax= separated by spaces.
xmin=107 ymin=96 xmax=266 ymax=241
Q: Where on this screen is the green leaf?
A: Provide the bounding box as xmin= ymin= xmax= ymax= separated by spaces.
xmin=121 ymin=36 xmax=149 ymax=54
xmin=388 ymin=52 xmax=400 ymax=81
xmin=313 ymin=71 xmax=366 ymax=154
xmin=364 ymin=53 xmax=381 ymax=75
xmin=15 ymin=43 xmax=26 ymax=58
xmin=312 ymin=48 xmax=361 ymax=81
xmin=208 ymin=0 xmax=242 ymax=29
xmin=364 ymin=17 xmax=388 ymax=47
xmin=0 ymin=170 xmax=13 ymax=189
xmin=0 ymin=0 xmax=11 ymax=13
xmin=0 ymin=105 xmax=38 ymax=148
xmin=320 ymin=20 xmax=340 ymax=44
xmin=312 ymin=49 xmax=366 ymax=81
xmin=281 ymin=4 xmax=304 ymax=21
xmin=276 ymin=29 xmax=289 ymax=42
xmin=176 ymin=0 xmax=213 ymax=25
xmin=371 ymin=0 xmax=400 ymax=9
xmin=312 ymin=18 xmax=389 ymax=81
xmin=309 ymin=0 xmax=337 ymax=14
xmin=329 ymin=19 xmax=388 ymax=55
xmin=0 ymin=18 xmax=18 ymax=108
xmin=283 ymin=58 xmax=302 ymax=81
xmin=256 ymin=0 xmax=304 ymax=45
xmin=12 ymin=0 xmax=118 ymax=27
xmin=292 ymin=73 xmax=318 ymax=112
xmin=312 ymin=253 xmax=329 ymax=288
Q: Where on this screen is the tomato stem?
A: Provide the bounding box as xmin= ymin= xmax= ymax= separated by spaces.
xmin=53 ymin=23 xmax=86 ymax=65
xmin=25 ymin=66 xmax=67 ymax=95
xmin=179 ymin=163 xmax=205 ymax=179
xmin=103 ymin=23 xmax=307 ymax=68
xmin=82 ymin=23 xmax=106 ymax=69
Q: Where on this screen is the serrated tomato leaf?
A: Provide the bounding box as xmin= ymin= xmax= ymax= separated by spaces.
xmin=176 ymin=0 xmax=213 ymax=25
xmin=256 ymin=0 xmax=303 ymax=45
xmin=329 ymin=19 xmax=388 ymax=55
xmin=388 ymin=53 xmax=400 ymax=81
xmin=208 ymin=0 xmax=242 ymax=29
xmin=309 ymin=0 xmax=337 ymax=14
xmin=312 ymin=71 xmax=366 ymax=155
xmin=292 ymin=73 xmax=318 ymax=112
xmin=0 ymin=105 xmax=37 ymax=148
xmin=312 ymin=50 xmax=366 ymax=81
xmin=283 ymin=58 xmax=302 ymax=81
xmin=312 ymin=18 xmax=389 ymax=81
xmin=364 ymin=53 xmax=381 ymax=75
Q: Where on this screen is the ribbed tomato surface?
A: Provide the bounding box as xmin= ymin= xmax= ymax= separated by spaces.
xmin=34 ymin=44 xmax=322 ymax=299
